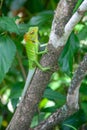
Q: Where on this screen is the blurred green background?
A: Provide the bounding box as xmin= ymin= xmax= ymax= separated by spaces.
xmin=0 ymin=0 xmax=87 ymax=129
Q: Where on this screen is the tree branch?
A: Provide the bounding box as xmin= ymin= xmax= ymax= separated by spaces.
xmin=33 ymin=54 xmax=87 ymax=130
xmin=67 ymin=54 xmax=87 ymax=109
xmin=6 ymin=0 xmax=78 ymax=130
xmin=65 ymin=0 xmax=87 ymax=38
xmin=50 ymin=0 xmax=87 ymax=48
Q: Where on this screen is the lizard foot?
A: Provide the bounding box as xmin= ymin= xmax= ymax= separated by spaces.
xmin=41 ymin=67 xmax=50 ymax=71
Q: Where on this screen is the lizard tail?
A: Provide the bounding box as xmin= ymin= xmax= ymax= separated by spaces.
xmin=21 ymin=68 xmax=36 ymax=100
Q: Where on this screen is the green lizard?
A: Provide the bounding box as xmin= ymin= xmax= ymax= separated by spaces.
xmin=21 ymin=27 xmax=50 ymax=99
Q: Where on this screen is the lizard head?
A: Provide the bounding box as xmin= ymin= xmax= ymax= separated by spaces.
xmin=24 ymin=27 xmax=39 ymax=44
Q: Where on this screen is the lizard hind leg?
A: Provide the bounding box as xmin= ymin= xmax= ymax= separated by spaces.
xmin=35 ymin=60 xmax=50 ymax=71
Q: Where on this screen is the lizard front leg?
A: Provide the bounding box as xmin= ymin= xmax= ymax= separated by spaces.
xmin=34 ymin=60 xmax=50 ymax=71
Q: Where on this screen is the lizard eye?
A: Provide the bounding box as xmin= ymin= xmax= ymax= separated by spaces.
xmin=30 ymin=30 xmax=34 ymax=34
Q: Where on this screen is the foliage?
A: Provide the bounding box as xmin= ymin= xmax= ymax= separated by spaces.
xmin=0 ymin=16 xmax=19 ymax=34
xmin=0 ymin=35 xmax=16 ymax=83
xmin=58 ymin=32 xmax=79 ymax=76
xmin=0 ymin=0 xmax=87 ymax=130
xmin=61 ymin=109 xmax=86 ymax=130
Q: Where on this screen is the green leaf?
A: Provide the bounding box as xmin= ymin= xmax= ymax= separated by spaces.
xmin=41 ymin=106 xmax=57 ymax=113
xmin=58 ymin=32 xmax=79 ymax=75
xmin=10 ymin=82 xmax=24 ymax=109
xmin=81 ymin=102 xmax=87 ymax=117
xmin=10 ymin=82 xmax=23 ymax=99
xmin=73 ymin=0 xmax=83 ymax=13
xmin=80 ymin=83 xmax=87 ymax=95
xmin=28 ymin=11 xmax=53 ymax=27
xmin=43 ymin=88 xmax=65 ymax=101
xmin=0 ymin=35 xmax=16 ymax=83
xmin=31 ymin=115 xmax=38 ymax=128
xmin=77 ymin=26 xmax=87 ymax=40
xmin=0 ymin=16 xmax=19 ymax=34
xmin=18 ymin=23 xmax=29 ymax=35
xmin=0 ymin=116 xmax=3 ymax=128
xmin=63 ymin=124 xmax=77 ymax=130
xmin=61 ymin=109 xmax=86 ymax=130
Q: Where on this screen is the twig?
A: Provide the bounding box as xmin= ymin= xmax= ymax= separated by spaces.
xmin=0 ymin=0 xmax=4 ymax=9
xmin=16 ymin=51 xmax=26 ymax=81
